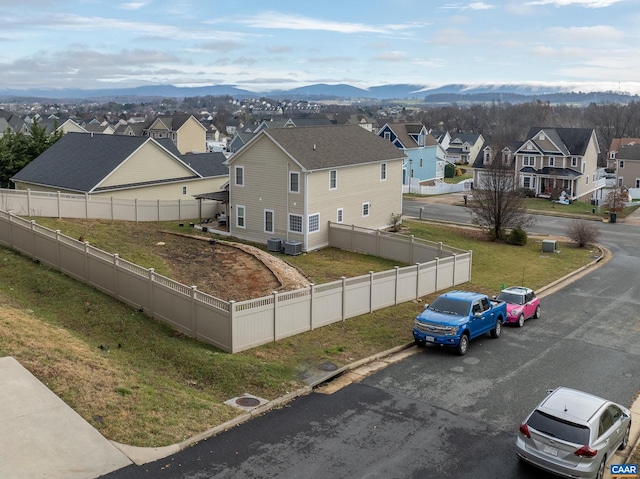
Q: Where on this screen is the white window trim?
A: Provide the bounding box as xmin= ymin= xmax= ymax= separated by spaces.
xmin=236 ymin=205 xmax=246 ymax=229
xmin=289 ymin=171 xmax=300 ymax=193
xmin=235 ymin=166 xmax=244 ymax=186
xmin=264 ymin=209 xmax=274 ymax=234
xmin=182 ymin=186 xmax=187 ymax=195
xmin=329 ymin=170 xmax=337 ymax=190
xmin=362 ymin=202 xmax=370 ymax=217
xmin=288 ymin=213 xmax=303 ymax=233
xmin=571 ymin=157 xmax=578 ymax=167
xmin=620 ymin=160 xmax=625 ymax=169
xmin=337 ymin=208 xmax=343 ymax=223
xmin=380 ymin=163 xmax=387 ymax=181
xmin=548 ymin=157 xmax=555 ymax=167
xmin=308 ymin=213 xmax=320 ymax=234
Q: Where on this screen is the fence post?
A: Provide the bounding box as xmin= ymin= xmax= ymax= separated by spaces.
xmin=27 ymin=189 xmax=31 ymax=216
xmin=83 ymin=241 xmax=89 ymax=282
xmin=30 ymin=220 xmax=37 ymax=260
xmin=8 ymin=212 xmax=14 ymax=248
xmin=111 ymin=197 xmax=115 ymax=220
xmin=415 ymin=263 xmax=420 ymax=299
xmin=191 ymin=285 xmax=198 ymax=338
xmin=469 ymin=250 xmax=473 ymax=282
xmin=452 ymin=254 xmax=457 ymax=285
xmin=57 ymin=191 xmax=62 ymax=219
xmin=84 ymin=193 xmax=89 ymax=219
xmin=148 ymin=267 xmax=155 ymax=315
xmin=435 ymin=257 xmax=440 ymax=291
xmin=229 ymin=300 xmax=236 ymax=353
xmin=113 ymin=254 xmax=119 ymax=299
xmin=309 ymin=283 xmax=315 ymax=330
xmin=350 ymin=225 xmax=355 ymax=252
xmin=341 ymin=276 xmax=346 ymax=321
xmin=369 ymin=271 xmax=374 ymax=313
xmin=439 ymin=242 xmax=443 ymax=258
xmin=178 ymin=199 xmax=182 ymax=222
xmin=394 ymin=266 xmax=400 ymax=305
xmin=420 ymin=206 xmax=423 ymax=220
xmin=272 ymin=291 xmax=278 ymax=340
xmin=376 ymin=230 xmax=381 ymax=257
xmin=135 ymin=199 xmax=139 ymax=223
xmin=56 ymin=230 xmax=61 ymax=269
xmin=410 ymin=235 xmax=415 ymax=264
xmin=157 ymin=199 xmax=161 ymax=222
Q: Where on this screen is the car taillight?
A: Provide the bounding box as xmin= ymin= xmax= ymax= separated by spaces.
xmin=519 ymin=423 xmax=530 ymax=438
xmin=574 ymin=445 xmax=598 ymax=457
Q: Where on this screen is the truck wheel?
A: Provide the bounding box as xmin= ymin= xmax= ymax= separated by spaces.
xmin=534 ymin=305 xmax=541 ymax=319
xmin=619 ymin=424 xmax=630 ymax=450
xmin=415 ymin=339 xmax=426 ymax=348
xmin=517 ymin=314 xmax=525 ymax=328
xmin=456 ymin=334 xmax=469 ymax=356
xmin=491 ymin=319 xmax=502 ymax=338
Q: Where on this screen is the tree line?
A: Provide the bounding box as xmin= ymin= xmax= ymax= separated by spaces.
xmin=0 ymin=120 xmax=63 ymax=188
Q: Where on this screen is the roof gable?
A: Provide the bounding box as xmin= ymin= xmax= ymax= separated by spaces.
xmin=11 ymin=132 xmax=200 ymax=193
xmin=232 ymin=124 xmax=405 ymax=170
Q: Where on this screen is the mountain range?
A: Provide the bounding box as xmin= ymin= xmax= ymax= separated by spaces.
xmin=0 ymin=83 xmax=637 ymax=105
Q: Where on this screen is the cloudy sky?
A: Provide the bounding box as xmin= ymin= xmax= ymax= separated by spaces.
xmin=1 ymin=0 xmax=638 ymax=93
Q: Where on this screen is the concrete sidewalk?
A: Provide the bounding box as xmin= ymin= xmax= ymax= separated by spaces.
xmin=0 ymin=357 xmax=132 ymax=479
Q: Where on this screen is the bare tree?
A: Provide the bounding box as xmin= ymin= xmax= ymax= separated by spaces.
xmin=468 ymin=152 xmax=535 ymax=240
xmin=603 ymin=185 xmax=629 ymax=213
xmin=566 ymin=220 xmax=600 ymax=247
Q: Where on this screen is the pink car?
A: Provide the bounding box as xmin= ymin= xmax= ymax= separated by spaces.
xmin=495 ymin=286 xmax=540 ymax=327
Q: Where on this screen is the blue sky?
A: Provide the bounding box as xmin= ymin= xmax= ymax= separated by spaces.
xmin=1 ymin=0 xmax=638 ymax=93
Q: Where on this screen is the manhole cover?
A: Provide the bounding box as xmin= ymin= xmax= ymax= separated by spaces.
xmin=317 ymin=362 xmax=338 ymax=372
xmin=235 ymin=396 xmax=261 ymax=408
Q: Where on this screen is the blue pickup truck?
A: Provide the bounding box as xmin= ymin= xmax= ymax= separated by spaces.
xmin=413 ymin=290 xmax=507 ymax=355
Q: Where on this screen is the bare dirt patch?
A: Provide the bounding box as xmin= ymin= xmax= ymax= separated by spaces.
xmin=155 ymin=232 xmax=310 ymax=302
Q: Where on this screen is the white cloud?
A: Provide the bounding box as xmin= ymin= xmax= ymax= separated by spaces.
xmin=547 ymin=25 xmax=624 ymax=41
xmin=119 ymin=2 xmax=149 ymax=10
xmin=438 ymin=2 xmax=497 ymax=10
xmin=525 ymin=0 xmax=623 ymax=7
xmin=235 ymin=12 xmax=415 ymax=34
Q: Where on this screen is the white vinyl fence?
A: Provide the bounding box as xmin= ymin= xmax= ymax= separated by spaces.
xmin=0 ymin=210 xmax=472 ymax=353
xmin=0 ymin=188 xmax=218 ymax=221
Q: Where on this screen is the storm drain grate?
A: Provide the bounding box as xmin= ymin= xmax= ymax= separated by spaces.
xmin=224 ymin=393 xmax=269 ymax=411
xmin=317 ymin=362 xmax=338 ymax=372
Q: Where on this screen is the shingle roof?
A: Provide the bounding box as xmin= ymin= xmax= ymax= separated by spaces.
xmin=179 ymin=152 xmax=229 ymax=177
xmin=10 ymin=132 xmax=217 ymax=193
xmin=617 ymin=143 xmax=640 ymax=160
xmin=259 ymin=124 xmax=406 ymax=170
xmin=525 ymin=127 xmax=595 ymax=156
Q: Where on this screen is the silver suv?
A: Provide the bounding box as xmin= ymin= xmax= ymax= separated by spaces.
xmin=515 ymin=387 xmax=631 ymax=479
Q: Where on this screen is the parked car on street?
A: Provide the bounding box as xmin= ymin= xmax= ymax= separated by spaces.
xmin=495 ymin=286 xmax=540 ymax=327
xmin=515 ymin=387 xmax=631 ymax=479
xmin=412 ymin=290 xmax=507 ymax=355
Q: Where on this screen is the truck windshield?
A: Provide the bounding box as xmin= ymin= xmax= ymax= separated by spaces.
xmin=428 ymin=297 xmax=470 ymax=316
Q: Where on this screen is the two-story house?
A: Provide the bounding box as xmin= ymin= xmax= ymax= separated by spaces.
xmin=444 ymin=133 xmax=485 ymax=165
xmin=377 ymin=122 xmax=446 ymax=188
xmin=144 ymin=114 xmax=207 ymax=154
xmin=513 ymin=127 xmax=602 ymax=201
xmin=613 ymin=143 xmax=640 ymax=189
xmin=225 ymin=125 xmax=406 ymax=252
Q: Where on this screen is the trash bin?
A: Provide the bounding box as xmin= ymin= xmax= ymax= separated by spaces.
xmin=610 ymin=212 xmax=617 ymax=223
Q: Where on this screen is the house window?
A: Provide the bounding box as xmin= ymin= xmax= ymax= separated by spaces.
xmin=523 ymin=156 xmax=535 ymax=167
xmin=337 ymin=208 xmax=343 ymax=223
xmin=635 ymin=178 xmax=640 ymax=188
xmin=235 ymin=166 xmax=244 ymax=186
xmin=264 ymin=210 xmax=274 ymax=234
xmin=620 ymin=177 xmax=625 ymax=187
xmin=523 ymin=177 xmax=532 ymax=188
xmin=172 ymin=133 xmax=176 ymax=140
xmin=571 ymin=157 xmax=578 ymax=167
xmin=620 ymin=160 xmax=625 ymax=169
xmin=182 ymin=186 xmax=187 ymax=195
xmin=380 ymin=163 xmax=387 ymax=181
xmin=610 ymin=151 xmax=616 ymax=159
xmin=236 ymin=205 xmax=246 ymax=228
xmin=288 ymin=214 xmax=303 ymax=233
xmin=329 ymin=170 xmax=337 ymax=189
xmin=362 ymin=202 xmax=370 ymax=217
xmin=289 ymin=171 xmax=300 ymax=193
xmin=419 ymin=159 xmax=423 ymax=168
xmin=308 ymin=213 xmax=320 ymax=233
xmin=384 ymin=131 xmax=391 ymax=141
xmin=548 ymin=157 xmax=555 ymax=166
xmin=586 ymin=176 xmax=589 ymax=185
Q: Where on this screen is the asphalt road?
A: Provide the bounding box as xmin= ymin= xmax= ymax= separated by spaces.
xmin=100 ymin=201 xmax=640 ymax=479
